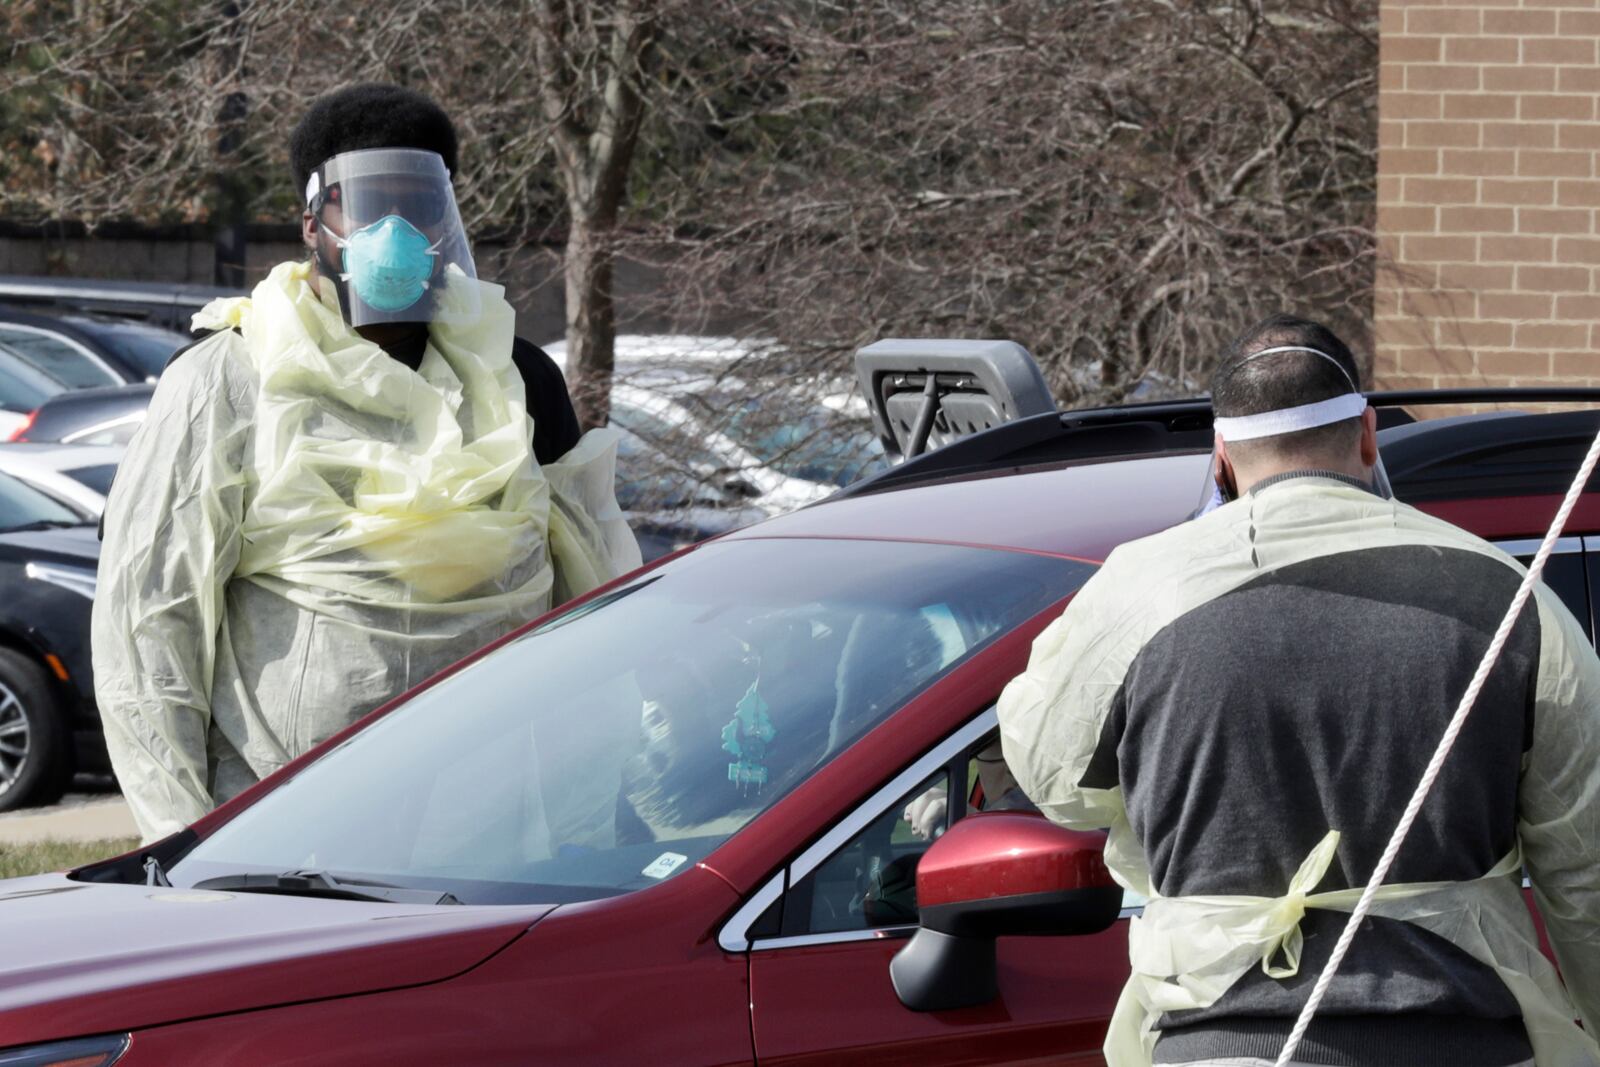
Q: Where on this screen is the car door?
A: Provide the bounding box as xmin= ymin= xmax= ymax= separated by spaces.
xmin=740 ymin=707 xmax=1127 ymax=1066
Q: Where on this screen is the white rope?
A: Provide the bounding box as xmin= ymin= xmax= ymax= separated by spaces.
xmin=1275 ymin=425 xmax=1600 ymax=1067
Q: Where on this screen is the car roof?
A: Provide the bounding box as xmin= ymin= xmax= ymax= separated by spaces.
xmin=55 ymin=314 xmax=188 ymax=342
xmin=540 ymin=334 xmax=768 ymax=366
xmin=737 ymin=396 xmax=1600 ymax=560
xmin=726 ymin=451 xmax=1211 ymax=561
xmin=0 ymin=304 xmax=163 ymax=335
xmin=0 ymin=276 xmax=239 ymax=308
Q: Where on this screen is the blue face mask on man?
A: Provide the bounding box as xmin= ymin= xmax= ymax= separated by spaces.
xmin=335 ymin=215 xmax=439 ymax=313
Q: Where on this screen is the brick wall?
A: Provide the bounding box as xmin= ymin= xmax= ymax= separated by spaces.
xmin=1376 ymin=0 xmax=1600 ymax=389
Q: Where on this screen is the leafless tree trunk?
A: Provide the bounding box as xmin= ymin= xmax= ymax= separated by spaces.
xmin=211 ymin=0 xmax=249 ymax=288
xmin=532 ymin=0 xmax=655 ymax=431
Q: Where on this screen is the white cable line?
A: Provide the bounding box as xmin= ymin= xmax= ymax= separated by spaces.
xmin=1275 ymin=425 xmax=1600 ymax=1067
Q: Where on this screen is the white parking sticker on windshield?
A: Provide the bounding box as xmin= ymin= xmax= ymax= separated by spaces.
xmin=642 ymin=852 xmax=689 ymax=880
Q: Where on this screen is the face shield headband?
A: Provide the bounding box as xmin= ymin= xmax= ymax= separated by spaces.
xmin=1211 ymin=346 xmax=1367 ymax=441
xmin=305 ymin=148 xmax=479 ymax=328
xmin=1197 ymin=345 xmax=1392 ymax=514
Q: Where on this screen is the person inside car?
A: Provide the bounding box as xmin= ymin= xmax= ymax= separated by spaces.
xmin=93 ymin=83 xmax=639 ymax=842
xmin=902 ymin=738 xmax=1032 ymax=840
xmin=998 ymin=314 xmax=1600 ymax=1067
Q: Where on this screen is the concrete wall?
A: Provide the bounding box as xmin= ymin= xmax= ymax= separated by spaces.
xmin=0 ymin=234 xmax=695 ymax=347
xmin=1376 ymin=0 xmax=1600 ymax=388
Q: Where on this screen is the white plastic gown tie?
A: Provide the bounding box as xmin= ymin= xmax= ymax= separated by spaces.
xmin=1112 ymin=833 xmax=1526 ymax=1056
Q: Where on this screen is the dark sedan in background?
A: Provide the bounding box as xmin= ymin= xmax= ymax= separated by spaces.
xmin=0 ymin=307 xmax=190 ymax=386
xmin=0 ymin=292 xmax=191 ymax=449
xmin=0 ymin=470 xmax=104 ymax=811
xmin=0 ymin=274 xmax=236 ymax=335
xmin=9 ymin=383 xmax=154 ymax=447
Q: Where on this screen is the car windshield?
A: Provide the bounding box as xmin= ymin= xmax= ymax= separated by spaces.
xmin=0 ymin=327 xmax=121 ymax=388
xmin=169 ymin=538 xmax=1093 ymax=905
xmin=0 ymin=469 xmax=88 ymax=528
xmin=66 ymin=318 xmax=187 ymax=379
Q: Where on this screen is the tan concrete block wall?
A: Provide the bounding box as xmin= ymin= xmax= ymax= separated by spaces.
xmin=1377 ymin=0 xmax=1600 ymax=389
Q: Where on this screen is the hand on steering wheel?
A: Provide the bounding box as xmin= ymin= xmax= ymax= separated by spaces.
xmin=902 ymin=785 xmax=948 ymax=841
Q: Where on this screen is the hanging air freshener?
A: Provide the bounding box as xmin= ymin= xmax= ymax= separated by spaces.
xmin=721 ymin=682 xmax=776 ymax=792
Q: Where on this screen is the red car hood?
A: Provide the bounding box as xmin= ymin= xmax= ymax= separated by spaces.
xmin=0 ymin=874 xmax=553 ymax=1045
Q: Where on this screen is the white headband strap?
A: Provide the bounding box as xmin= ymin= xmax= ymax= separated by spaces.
xmin=1213 ymin=392 xmax=1368 ymax=441
xmin=1212 ymin=344 xmax=1365 ymax=441
xmin=1230 ymin=346 xmax=1359 ymax=392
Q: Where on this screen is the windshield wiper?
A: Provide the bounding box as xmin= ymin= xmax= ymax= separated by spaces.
xmin=191 ymin=869 xmax=460 ymax=905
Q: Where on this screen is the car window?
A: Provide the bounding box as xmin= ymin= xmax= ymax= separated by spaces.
xmin=0 ymin=470 xmax=86 ymax=529
xmin=613 ymin=427 xmax=729 ymax=512
xmin=781 ymin=723 xmax=1050 ymax=937
xmin=170 ymin=539 xmax=1095 ymax=905
xmin=778 ymin=721 xmax=1152 ymax=937
xmin=688 ymin=393 xmax=886 ymax=488
xmin=0 ymin=328 xmax=120 ymax=388
xmin=63 ymin=463 xmax=118 ymax=497
xmin=66 ymin=318 xmax=187 ymax=379
xmin=611 ymin=401 xmax=741 ymax=474
xmin=805 ymin=769 xmax=950 ymax=934
xmin=0 ymin=350 xmax=68 ymax=412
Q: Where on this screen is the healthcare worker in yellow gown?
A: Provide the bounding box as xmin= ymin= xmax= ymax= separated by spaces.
xmin=92 ymin=85 xmax=639 ymax=842
xmin=999 ymin=315 xmax=1600 ymax=1067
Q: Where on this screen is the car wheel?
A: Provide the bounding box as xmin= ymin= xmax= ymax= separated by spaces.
xmin=0 ymin=649 xmax=70 ymax=813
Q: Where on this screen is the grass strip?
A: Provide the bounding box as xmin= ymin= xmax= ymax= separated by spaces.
xmin=0 ymin=837 xmax=140 ymax=879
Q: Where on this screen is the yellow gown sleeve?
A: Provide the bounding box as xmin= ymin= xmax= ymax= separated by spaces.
xmin=543 ymin=427 xmax=642 ymax=606
xmin=1521 ymin=584 xmax=1600 ymax=1035
xmin=91 ymin=334 xmax=251 ymax=841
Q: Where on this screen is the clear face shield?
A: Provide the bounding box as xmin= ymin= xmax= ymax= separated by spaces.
xmin=1195 ymin=346 xmax=1395 ymax=516
xmin=1195 ymin=446 xmax=1394 ymax=515
xmin=307 ymin=148 xmax=479 ymax=328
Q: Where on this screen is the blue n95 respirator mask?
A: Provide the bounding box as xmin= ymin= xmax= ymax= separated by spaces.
xmin=306 ymin=147 xmax=480 ymax=327
xmin=334 ymin=215 xmax=438 ymax=313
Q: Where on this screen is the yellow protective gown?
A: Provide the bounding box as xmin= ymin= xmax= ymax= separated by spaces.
xmin=92 ymin=261 xmax=639 ymax=841
xmin=997 ymin=478 xmax=1600 ymax=1067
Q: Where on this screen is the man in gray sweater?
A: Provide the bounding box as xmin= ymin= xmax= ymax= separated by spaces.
xmin=999 ymin=314 xmax=1600 ymax=1067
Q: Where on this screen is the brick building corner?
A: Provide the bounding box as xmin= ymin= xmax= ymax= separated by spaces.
xmin=1376 ymin=0 xmax=1600 ymax=389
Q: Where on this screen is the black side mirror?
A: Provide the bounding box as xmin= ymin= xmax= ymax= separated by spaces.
xmin=890 ymin=812 xmax=1121 ymax=1012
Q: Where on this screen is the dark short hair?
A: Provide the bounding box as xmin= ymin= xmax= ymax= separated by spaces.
xmin=289 ymin=83 xmax=459 ymax=198
xmin=1211 ymin=313 xmax=1364 ymax=456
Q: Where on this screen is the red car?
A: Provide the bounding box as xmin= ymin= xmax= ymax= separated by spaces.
xmin=0 ymin=382 xmax=1596 ymax=1067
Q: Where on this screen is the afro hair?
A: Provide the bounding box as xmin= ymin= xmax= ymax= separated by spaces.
xmin=289 ymin=83 xmax=459 ymax=197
